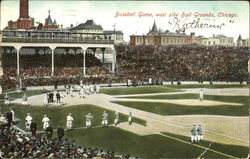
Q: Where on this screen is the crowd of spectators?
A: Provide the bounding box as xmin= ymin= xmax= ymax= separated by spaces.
xmin=0 ymin=45 xmax=249 ymax=89
xmin=116 ymin=44 xmax=249 ymax=82
xmin=0 ymin=113 xmax=135 ymax=159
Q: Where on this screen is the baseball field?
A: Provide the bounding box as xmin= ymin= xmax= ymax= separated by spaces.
xmin=0 ymin=83 xmax=249 ymax=158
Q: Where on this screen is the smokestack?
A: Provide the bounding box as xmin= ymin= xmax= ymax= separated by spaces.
xmin=20 ymin=0 xmax=29 ymax=18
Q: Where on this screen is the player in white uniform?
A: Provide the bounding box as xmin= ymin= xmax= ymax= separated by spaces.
xmin=25 ymin=113 xmax=33 ymax=131
xmin=96 ymin=85 xmax=100 ymax=93
xmin=70 ymin=86 xmax=74 ymax=97
xmin=79 ymin=88 xmax=85 ymax=98
xmin=102 ymin=111 xmax=109 ymax=127
xmin=42 ymin=115 xmax=50 ymax=130
xmin=60 ymin=94 xmax=65 ymax=106
xmin=199 ymin=89 xmax=204 ymax=102
xmin=66 ymin=113 xmax=74 ymax=129
xmin=43 ymin=94 xmax=48 ymax=106
xmin=4 ymin=93 xmax=10 ymax=105
xmin=128 ymin=111 xmax=132 ymax=125
xmin=85 ymin=113 xmax=93 ymax=128
xmin=10 ymin=108 xmax=15 ymax=123
xmin=22 ymin=93 xmax=28 ymax=105
xmin=191 ymin=123 xmax=198 ymax=143
xmin=0 ymin=114 xmax=7 ymax=123
xmin=114 ymin=111 xmax=119 ymax=126
xmin=197 ymin=123 xmax=204 ymax=142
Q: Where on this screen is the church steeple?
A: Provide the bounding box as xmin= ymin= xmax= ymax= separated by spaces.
xmin=151 ymin=19 xmax=158 ymax=32
xmin=147 ymin=19 xmax=159 ymax=35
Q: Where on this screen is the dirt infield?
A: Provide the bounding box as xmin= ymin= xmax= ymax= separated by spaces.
xmin=114 ymin=98 xmax=243 ymax=106
xmin=11 ymin=87 xmax=249 ymax=147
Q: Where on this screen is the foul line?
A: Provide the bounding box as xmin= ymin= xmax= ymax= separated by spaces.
xmin=159 ymin=133 xmax=239 ymax=159
xmin=198 ymin=143 xmax=212 ymax=158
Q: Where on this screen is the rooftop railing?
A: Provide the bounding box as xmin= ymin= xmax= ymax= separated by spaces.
xmin=1 ymin=37 xmax=114 ymax=44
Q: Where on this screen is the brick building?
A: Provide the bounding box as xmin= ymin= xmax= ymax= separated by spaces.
xmin=130 ymin=21 xmax=194 ymax=46
xmin=5 ymin=0 xmax=34 ymax=30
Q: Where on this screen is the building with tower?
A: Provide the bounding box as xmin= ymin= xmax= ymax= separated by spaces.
xmin=5 ymin=0 xmax=34 ymax=30
xmin=130 ymin=21 xmax=193 ymax=46
xmin=237 ymin=35 xmax=249 ymax=47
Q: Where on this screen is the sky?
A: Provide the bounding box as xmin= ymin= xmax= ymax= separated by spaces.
xmin=0 ymin=0 xmax=249 ymax=42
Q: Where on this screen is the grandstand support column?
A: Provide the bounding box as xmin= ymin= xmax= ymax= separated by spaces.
xmin=82 ymin=47 xmax=87 ymax=76
xmin=111 ymin=46 xmax=116 ymax=73
xmin=101 ymin=48 xmax=106 ymax=64
xmin=50 ymin=46 xmax=56 ymax=76
xmin=15 ymin=46 xmax=21 ymax=76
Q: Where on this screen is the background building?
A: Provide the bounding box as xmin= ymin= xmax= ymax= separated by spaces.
xmin=70 ymin=20 xmax=124 ymax=44
xmin=5 ymin=0 xmax=34 ymax=30
xmin=237 ymin=35 xmax=250 ymax=47
xmin=130 ymin=21 xmax=194 ymax=46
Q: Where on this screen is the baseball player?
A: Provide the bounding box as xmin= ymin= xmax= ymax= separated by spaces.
xmin=79 ymin=88 xmax=85 ymax=98
xmin=85 ymin=113 xmax=93 ymax=128
xmin=96 ymin=85 xmax=100 ymax=93
xmin=191 ymin=123 xmax=198 ymax=143
xmin=22 ymin=93 xmax=28 ymax=105
xmin=70 ymin=86 xmax=74 ymax=97
xmin=10 ymin=108 xmax=15 ymax=124
xmin=0 ymin=114 xmax=7 ymax=124
xmin=25 ymin=113 xmax=33 ymax=131
xmin=114 ymin=111 xmax=119 ymax=126
xmin=199 ymin=89 xmax=204 ymax=102
xmin=66 ymin=113 xmax=74 ymax=129
xmin=197 ymin=123 xmax=204 ymax=142
xmin=102 ymin=111 xmax=109 ymax=127
xmin=43 ymin=93 xmax=48 ymax=106
xmin=128 ymin=111 xmax=132 ymax=125
xmin=4 ymin=93 xmax=10 ymax=105
xmin=42 ymin=115 xmax=50 ymax=130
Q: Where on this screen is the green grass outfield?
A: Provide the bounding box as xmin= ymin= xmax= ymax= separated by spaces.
xmin=100 ymin=86 xmax=181 ymax=95
xmin=63 ymin=127 xmax=248 ymax=159
xmin=163 ymin=84 xmax=249 ymax=89
xmin=112 ymin=94 xmax=248 ymax=116
xmin=0 ymin=90 xmax=45 ymax=100
xmin=0 ymin=104 xmax=146 ymax=130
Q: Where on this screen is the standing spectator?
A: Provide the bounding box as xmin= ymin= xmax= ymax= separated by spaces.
xmin=191 ymin=124 xmax=198 ymax=143
xmin=45 ymin=125 xmax=53 ymax=140
xmin=114 ymin=111 xmax=119 ymax=126
xmin=22 ymin=93 xmax=28 ymax=105
xmin=30 ymin=119 xmax=37 ymax=137
xmin=85 ymin=113 xmax=93 ymax=128
xmin=66 ymin=113 xmax=73 ymax=129
xmin=102 ymin=111 xmax=108 ymax=127
xmin=199 ymin=89 xmax=204 ymax=102
xmin=42 ymin=115 xmax=50 ymax=130
xmin=25 ymin=113 xmax=33 ymax=131
xmin=197 ymin=123 xmax=204 ymax=142
xmin=128 ymin=112 xmax=132 ymax=125
xmin=57 ymin=124 xmax=64 ymax=141
xmin=4 ymin=93 xmax=10 ymax=105
xmin=56 ymin=91 xmax=61 ymax=103
xmin=6 ymin=109 xmax=13 ymax=127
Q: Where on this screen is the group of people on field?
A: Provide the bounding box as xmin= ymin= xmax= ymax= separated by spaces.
xmin=191 ymin=123 xmax=204 ymax=143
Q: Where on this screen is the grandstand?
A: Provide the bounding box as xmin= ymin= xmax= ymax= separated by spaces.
xmin=0 ymin=44 xmax=248 ymax=90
